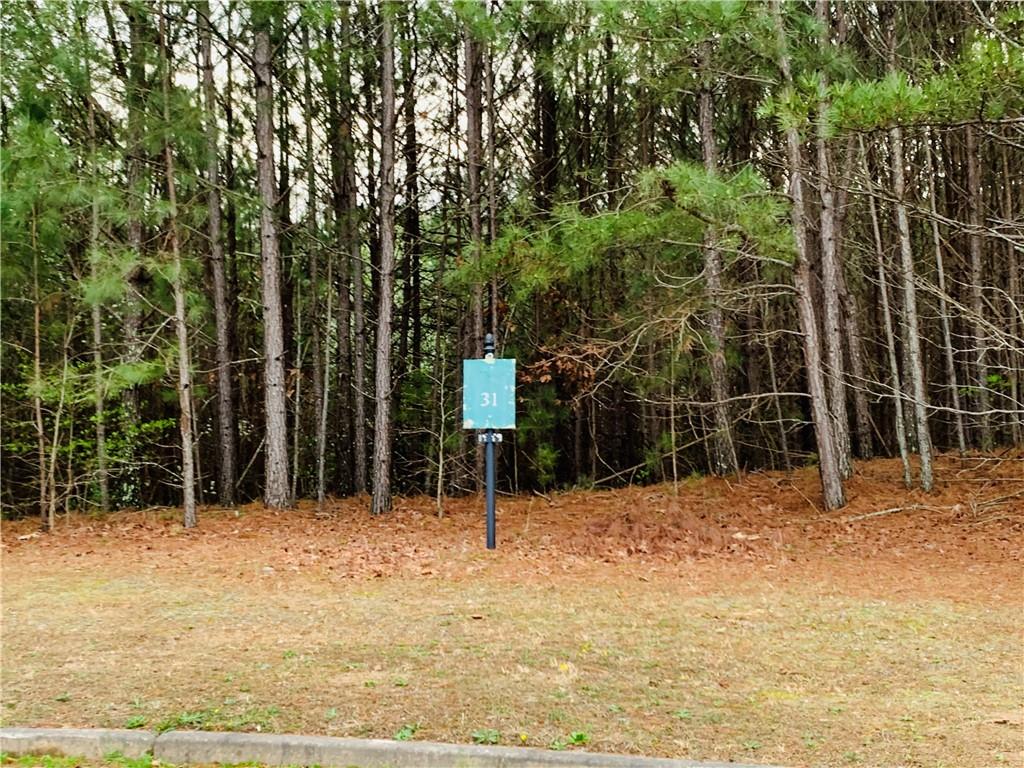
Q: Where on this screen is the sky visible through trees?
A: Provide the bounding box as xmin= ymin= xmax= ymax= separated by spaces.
xmin=1 ymin=0 xmax=1021 ymax=526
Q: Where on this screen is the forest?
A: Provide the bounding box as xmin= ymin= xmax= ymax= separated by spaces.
xmin=1 ymin=0 xmax=1022 ymax=526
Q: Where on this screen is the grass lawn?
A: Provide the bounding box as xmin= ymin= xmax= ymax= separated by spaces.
xmin=2 ymin=457 xmax=1021 ymax=767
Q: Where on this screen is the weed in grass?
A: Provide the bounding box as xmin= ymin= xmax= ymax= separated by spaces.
xmin=672 ymin=709 xmax=693 ymax=720
xmin=392 ymin=678 xmax=408 ymax=687
xmin=156 ymin=710 xmax=208 ymax=732
xmin=123 ymin=715 xmax=147 ymax=729
xmin=103 ymin=752 xmax=153 ymax=768
xmin=11 ymin=755 xmax=81 ymax=768
xmin=471 ymin=728 xmax=500 ymax=745
xmin=743 ymin=740 xmax=762 ymax=751
xmin=569 ymin=731 xmax=590 ymax=746
xmin=282 ymin=650 xmax=297 ymax=660
xmin=324 ymin=708 xmax=338 ymax=721
xmin=222 ymin=705 xmax=280 ymax=731
xmin=54 ymin=694 xmax=71 ymax=703
xmin=394 ymin=724 xmax=419 ymax=741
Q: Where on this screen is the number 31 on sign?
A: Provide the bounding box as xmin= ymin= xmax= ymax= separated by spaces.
xmin=463 ymin=358 xmax=516 ymax=430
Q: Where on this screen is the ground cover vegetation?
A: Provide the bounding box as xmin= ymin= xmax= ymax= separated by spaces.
xmin=1 ymin=0 xmax=1022 ymax=519
xmin=2 ymin=456 xmax=1022 ymax=767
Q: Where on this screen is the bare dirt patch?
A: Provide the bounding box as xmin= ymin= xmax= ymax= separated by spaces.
xmin=2 ymin=455 xmax=1022 ymax=768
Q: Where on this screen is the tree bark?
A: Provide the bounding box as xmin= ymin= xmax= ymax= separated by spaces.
xmin=603 ymin=33 xmax=619 ymax=206
xmin=254 ymin=14 xmax=291 ymax=509
xmin=121 ymin=1 xmax=148 ymax=504
xmin=925 ymin=131 xmax=967 ymax=453
xmin=834 ymin=178 xmax=874 ymax=461
xmin=32 ymin=215 xmax=46 ymax=525
xmin=815 ymin=0 xmax=852 ymax=479
xmin=342 ymin=5 xmax=367 ymax=494
xmin=1002 ymin=143 xmax=1021 ymax=446
xmin=889 ymin=123 xmax=934 ymax=491
xmin=398 ymin=5 xmax=419 ymax=377
xmin=866 ymin=150 xmax=913 ymax=489
xmin=83 ymin=37 xmax=110 ymax=513
xmin=486 ymin=26 xmax=498 ymax=341
xmin=160 ymin=5 xmax=197 ymax=527
xmin=317 ymin=254 xmax=333 ymax=510
xmin=371 ymin=5 xmax=396 ymax=516
xmin=532 ymin=6 xmax=557 ymax=213
xmin=698 ymin=40 xmax=738 ymax=477
xmin=465 ymin=10 xmax=485 ymax=486
xmin=198 ymin=0 xmax=236 ymax=506
xmin=772 ymin=0 xmax=845 ymax=510
xmin=323 ymin=18 xmax=350 ymax=494
xmin=965 ymin=124 xmax=992 ymax=450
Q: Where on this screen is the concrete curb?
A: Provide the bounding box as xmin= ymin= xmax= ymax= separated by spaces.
xmin=1 ymin=727 xmax=784 ymax=768
xmin=0 ymin=728 xmax=155 ymax=760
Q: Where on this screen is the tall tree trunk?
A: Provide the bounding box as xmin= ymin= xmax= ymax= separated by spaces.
xmin=698 ymin=40 xmax=738 ymax=477
xmin=254 ymin=13 xmax=291 ymax=509
xmin=486 ymin=30 xmax=498 ymax=339
xmin=397 ymin=5 xmax=416 ymax=373
xmin=815 ymin=0 xmax=852 ymax=479
xmin=371 ymin=6 xmax=396 ymax=516
xmin=121 ymin=1 xmax=148 ymax=504
xmin=532 ymin=7 xmax=557 ymax=213
xmin=925 ymin=131 xmax=967 ymax=453
xmin=772 ymin=0 xmax=845 ymax=510
xmin=224 ymin=6 xmax=242 ymax=496
xmin=465 ymin=12 xmax=485 ymax=487
xmin=834 ymin=145 xmax=874 ymax=463
xmin=603 ymin=32 xmax=619 ymax=206
xmin=889 ymin=123 xmax=934 ymax=491
xmin=763 ymin=300 xmax=792 ymax=471
xmin=362 ymin=5 xmax=381 ymax=333
xmin=428 ymin=95 xmax=457 ymax=507
xmin=324 ymin=18 xmax=351 ymax=495
xmin=160 ymin=5 xmax=196 ymax=528
xmin=45 ymin=323 xmax=72 ymax=530
xmin=866 ymin=151 xmax=913 ymax=488
xmin=83 ymin=39 xmax=110 ymax=513
xmin=965 ymin=124 xmax=992 ymax=450
xmin=1002 ymin=143 xmax=1021 ymax=446
xmin=465 ymin=17 xmax=484 ymax=355
xmin=342 ymin=5 xmax=367 ymax=494
xmin=199 ymin=0 xmax=236 ymax=506
xmin=317 ymin=254 xmax=333 ymax=510
xmin=302 ymin=19 xmax=325 ymax=505
xmin=32 ymin=215 xmax=46 ymax=525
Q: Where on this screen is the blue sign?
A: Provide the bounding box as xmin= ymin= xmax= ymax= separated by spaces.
xmin=463 ymin=358 xmax=516 ymax=430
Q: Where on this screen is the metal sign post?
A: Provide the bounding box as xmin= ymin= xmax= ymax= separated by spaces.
xmin=463 ymin=332 xmax=515 ymax=550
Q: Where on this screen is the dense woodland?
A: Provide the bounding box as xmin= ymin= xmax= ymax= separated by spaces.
xmin=1 ymin=0 xmax=1021 ymax=526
